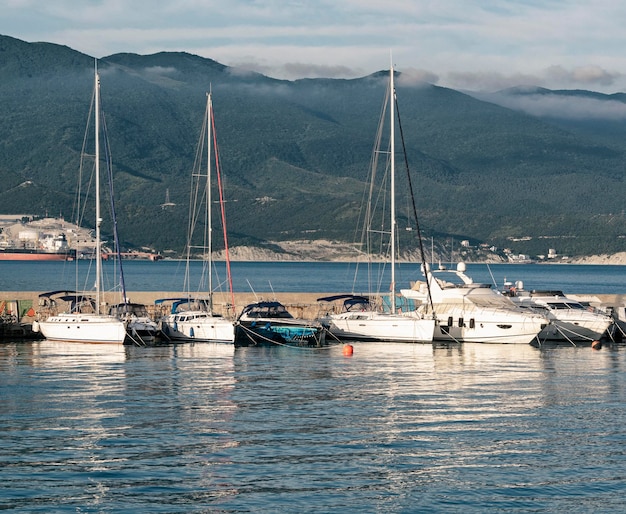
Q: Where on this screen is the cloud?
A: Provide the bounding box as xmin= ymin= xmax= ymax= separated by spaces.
xmin=3 ymin=1 xmax=626 ymax=92
xmin=234 ymin=61 xmax=365 ymax=80
xmin=396 ymin=68 xmax=439 ymax=87
xmin=444 ymin=65 xmax=624 ymax=93
xmin=543 ymin=65 xmax=622 ymax=88
xmin=445 ymin=71 xmax=542 ymax=92
xmin=141 ymin=66 xmax=178 ymax=76
xmin=475 ymin=90 xmax=626 ymax=121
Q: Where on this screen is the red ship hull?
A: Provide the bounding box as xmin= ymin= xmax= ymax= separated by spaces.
xmin=0 ymin=250 xmax=75 ymax=261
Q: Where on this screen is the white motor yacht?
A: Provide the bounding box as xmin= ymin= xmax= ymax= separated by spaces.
xmin=109 ymin=302 xmax=160 ymax=345
xmin=503 ymin=282 xmax=613 ymax=343
xmin=401 ymin=263 xmax=549 ymax=344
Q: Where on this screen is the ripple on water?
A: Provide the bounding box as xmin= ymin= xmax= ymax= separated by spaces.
xmin=1 ymin=341 xmax=625 ymax=512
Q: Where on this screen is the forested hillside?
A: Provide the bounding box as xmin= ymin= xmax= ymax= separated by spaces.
xmin=1 ymin=34 xmax=625 ymax=258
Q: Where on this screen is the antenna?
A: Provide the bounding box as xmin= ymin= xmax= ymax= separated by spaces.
xmin=246 ymin=279 xmax=259 ymax=301
xmin=161 ymin=188 xmax=176 ymax=209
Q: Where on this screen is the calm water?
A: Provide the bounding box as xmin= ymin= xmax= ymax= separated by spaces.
xmin=1 ymin=341 xmax=626 ymax=512
xmin=0 ymin=260 xmax=625 ymax=294
xmin=1 ymin=261 xmax=625 ymax=511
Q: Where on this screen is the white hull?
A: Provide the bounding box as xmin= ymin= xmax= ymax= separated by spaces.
xmin=36 ymin=314 xmax=126 ymax=344
xmin=432 ymin=319 xmax=545 ymax=344
xmin=414 ymin=304 xmax=548 ymax=344
xmin=160 ymin=312 xmax=234 ymax=343
xmin=325 ymin=311 xmax=435 ymax=343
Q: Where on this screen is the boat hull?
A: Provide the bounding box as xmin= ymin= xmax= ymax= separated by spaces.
xmin=538 ymin=318 xmax=612 ymax=342
xmin=125 ymin=320 xmax=160 ymax=345
xmin=432 ymin=320 xmax=546 ymax=344
xmin=509 ymin=292 xmax=613 ymax=343
xmin=323 ymin=312 xmax=435 ymax=343
xmin=0 ymin=250 xmax=75 ymax=261
xmin=160 ymin=313 xmax=234 ymax=343
xmin=35 ymin=314 xmax=127 ymax=344
xmin=234 ymin=320 xmax=327 ymax=347
xmin=416 ymin=305 xmax=547 ymax=344
xmin=1 ymin=321 xmax=44 ymax=340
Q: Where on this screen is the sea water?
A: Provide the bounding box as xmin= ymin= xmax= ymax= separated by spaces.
xmin=0 ymin=260 xmax=625 ymax=294
xmin=1 ymin=261 xmax=626 ymax=511
xmin=1 ymin=341 xmax=625 ymax=512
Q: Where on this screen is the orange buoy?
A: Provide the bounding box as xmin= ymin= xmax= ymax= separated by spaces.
xmin=342 ymin=344 xmax=354 ymax=356
xmin=591 ymin=340 xmax=602 ymax=350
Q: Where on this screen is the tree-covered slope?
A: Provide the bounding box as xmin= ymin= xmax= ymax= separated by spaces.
xmin=1 ymin=34 xmax=624 ymax=257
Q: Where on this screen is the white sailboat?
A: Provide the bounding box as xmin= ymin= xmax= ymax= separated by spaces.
xmin=34 ymin=66 xmax=126 ymax=344
xmin=321 ymin=64 xmax=435 ymax=343
xmin=157 ymin=93 xmax=235 ymax=343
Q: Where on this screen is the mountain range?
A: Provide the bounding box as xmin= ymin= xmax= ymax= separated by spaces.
xmin=1 ymin=34 xmax=625 ymax=259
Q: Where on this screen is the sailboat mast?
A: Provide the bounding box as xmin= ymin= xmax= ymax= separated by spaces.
xmin=94 ymin=65 xmax=102 ymax=315
xmin=206 ymin=92 xmax=213 ymax=311
xmin=390 ymin=64 xmax=396 ymax=313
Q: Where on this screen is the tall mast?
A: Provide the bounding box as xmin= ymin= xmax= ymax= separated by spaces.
xmin=94 ymin=63 xmax=102 ymax=315
xmin=390 ymin=63 xmax=396 ymax=313
xmin=206 ymin=92 xmax=213 ymax=311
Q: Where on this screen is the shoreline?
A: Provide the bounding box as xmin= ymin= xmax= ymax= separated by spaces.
xmin=128 ymin=256 xmax=626 ymax=265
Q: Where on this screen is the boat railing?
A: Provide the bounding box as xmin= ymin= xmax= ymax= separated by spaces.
xmin=415 ymin=301 xmax=546 ymax=320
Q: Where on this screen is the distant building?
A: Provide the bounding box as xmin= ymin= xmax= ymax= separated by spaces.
xmin=508 ymin=253 xmax=533 ymax=263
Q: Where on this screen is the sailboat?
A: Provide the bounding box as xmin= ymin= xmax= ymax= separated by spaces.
xmin=156 ymin=93 xmax=235 ymax=343
xmin=34 ymin=66 xmax=126 ymax=344
xmin=320 ymin=64 xmax=435 ymax=343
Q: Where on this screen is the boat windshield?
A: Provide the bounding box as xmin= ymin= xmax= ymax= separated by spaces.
xmin=546 ymin=301 xmax=585 ymax=310
xmin=244 ymin=303 xmax=293 ymax=319
xmin=432 ymin=271 xmax=491 ymax=289
xmin=109 ymin=303 xmax=150 ymax=317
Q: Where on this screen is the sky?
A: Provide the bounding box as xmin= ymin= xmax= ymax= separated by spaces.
xmin=2 ymin=0 xmax=626 ymax=94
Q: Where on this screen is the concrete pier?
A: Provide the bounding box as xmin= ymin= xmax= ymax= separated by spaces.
xmin=2 ymin=291 xmax=625 ymax=322
xmin=1 ymin=291 xmax=340 ymax=321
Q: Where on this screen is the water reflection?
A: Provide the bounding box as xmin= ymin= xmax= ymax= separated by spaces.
xmin=1 ymin=341 xmax=239 ymax=511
